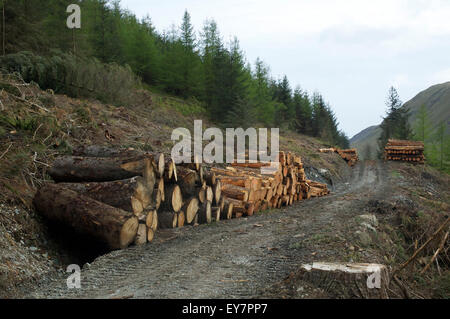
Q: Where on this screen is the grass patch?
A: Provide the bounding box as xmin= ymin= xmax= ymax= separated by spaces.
xmin=390 ymin=170 xmax=402 ymax=178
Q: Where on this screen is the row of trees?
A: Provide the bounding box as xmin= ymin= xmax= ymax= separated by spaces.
xmin=413 ymin=105 xmax=449 ymax=173
xmin=0 ymin=0 xmax=349 ymax=148
xmin=378 ymin=87 xmax=449 ymax=172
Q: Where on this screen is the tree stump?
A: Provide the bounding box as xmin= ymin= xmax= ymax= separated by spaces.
xmin=297 ymin=262 xmax=390 ymax=299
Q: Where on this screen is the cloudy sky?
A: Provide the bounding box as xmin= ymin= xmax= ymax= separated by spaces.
xmin=120 ymin=0 xmax=450 ymax=138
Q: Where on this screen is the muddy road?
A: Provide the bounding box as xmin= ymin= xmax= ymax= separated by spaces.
xmin=24 ymin=161 xmax=390 ymax=299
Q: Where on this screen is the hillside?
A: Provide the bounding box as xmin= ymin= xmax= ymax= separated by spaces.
xmin=0 ymin=73 xmax=355 ymax=296
xmin=350 ymin=82 xmax=450 ymax=158
xmin=349 ymin=125 xmax=382 ymax=160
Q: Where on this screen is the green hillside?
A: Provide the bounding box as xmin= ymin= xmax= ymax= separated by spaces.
xmin=403 ymin=81 xmax=450 ymax=126
xmin=351 ymin=82 xmax=450 ymax=160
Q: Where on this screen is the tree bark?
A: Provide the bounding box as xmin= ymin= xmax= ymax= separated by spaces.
xmin=58 ymin=176 xmax=151 ymax=216
xmin=158 ymin=211 xmax=177 ymax=229
xmin=221 ymin=184 xmax=249 ymax=202
xmin=145 ymin=210 xmax=158 ymax=232
xmin=182 ymin=197 xmax=199 ymax=224
xmin=212 ymin=207 xmax=221 ymax=222
xmin=49 ymin=155 xmax=155 ymax=183
xmin=72 ymin=145 xmax=141 ymax=158
xmin=197 ymin=201 xmax=212 ymax=224
xmin=134 ymin=224 xmax=147 ymax=246
xmin=297 ymin=262 xmax=390 ymax=299
xmin=213 ymin=179 xmax=221 ymax=206
xmin=221 ymin=201 xmax=233 ymax=220
xmin=177 ymin=211 xmax=185 ymax=228
xmin=161 ymin=184 xmax=183 ymax=213
xmin=176 ymin=167 xmax=198 ymax=196
xmin=33 ymin=184 xmax=138 ymax=250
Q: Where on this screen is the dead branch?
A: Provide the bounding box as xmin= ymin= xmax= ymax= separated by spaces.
xmin=0 ymin=142 xmax=12 ymax=160
xmin=393 ymin=217 xmax=449 ymax=275
xmin=7 ymin=91 xmax=50 ymax=112
xmin=420 ymin=231 xmax=449 ymax=275
xmin=393 ymin=275 xmax=410 ymax=299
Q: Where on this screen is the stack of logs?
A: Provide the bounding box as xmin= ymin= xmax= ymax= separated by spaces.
xmin=33 ymin=146 xmax=329 ymax=251
xmin=209 ymin=151 xmax=330 ymax=218
xmin=319 ymin=148 xmax=359 ymax=167
xmin=384 ymin=139 xmax=425 ymax=164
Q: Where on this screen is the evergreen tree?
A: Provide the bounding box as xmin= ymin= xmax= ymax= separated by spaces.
xmin=378 ymin=87 xmax=412 ymax=153
xmin=0 ymin=0 xmax=349 ymax=144
xmin=430 ymin=121 xmax=450 ymax=172
xmin=293 ymin=88 xmax=313 ymax=135
xmin=249 ymin=58 xmax=276 ymax=125
xmin=414 ymin=104 xmax=432 ymax=142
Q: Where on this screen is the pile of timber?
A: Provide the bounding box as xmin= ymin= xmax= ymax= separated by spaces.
xmin=34 ymin=145 xmax=201 ymax=250
xmin=319 ymin=148 xmax=359 ymax=167
xmin=336 ymin=149 xmax=358 ymax=167
xmin=33 ymin=146 xmax=329 ymax=251
xmin=318 ymin=148 xmax=337 ymax=154
xmin=208 ymin=151 xmax=330 ymax=218
xmin=384 ymin=139 xmax=425 ymax=164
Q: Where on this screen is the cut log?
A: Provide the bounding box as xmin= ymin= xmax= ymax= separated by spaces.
xmin=297 ymin=262 xmax=389 ymax=299
xmin=219 ymin=196 xmax=225 ymax=211
xmin=216 ymin=176 xmax=252 ymax=189
xmin=246 ymin=202 xmax=255 ymax=216
xmin=158 ymin=211 xmax=178 ymax=229
xmin=197 ymin=185 xmax=207 ymax=204
xmin=223 ymin=197 xmax=254 ymax=216
xmin=49 ymin=155 xmax=155 ymax=183
xmin=58 ymin=176 xmax=151 ymax=216
xmin=72 ymin=145 xmax=141 ymax=158
xmin=33 ymin=184 xmax=138 ymax=250
xmin=154 ymin=153 xmax=166 ymax=178
xmin=231 ymin=162 xmax=273 ymax=168
xmin=177 ymin=167 xmax=198 ymax=197
xmin=197 ymin=201 xmax=212 ymax=224
xmin=212 ymin=207 xmax=221 ymax=222
xmin=135 ymin=224 xmax=148 ymax=246
xmin=182 ymin=197 xmax=199 ymax=224
xmin=206 ymin=186 xmax=214 ymax=203
xmin=164 ymin=157 xmax=177 ymax=182
xmin=145 ymin=210 xmax=158 ymax=232
xmin=161 ymin=184 xmax=183 ymax=213
xmin=221 ymin=201 xmax=233 ymax=220
xmin=156 ymin=178 xmax=165 ymax=203
xmin=221 ymin=184 xmax=249 ymax=201
xmin=261 ymin=200 xmax=269 ymax=211
xmin=177 ymin=211 xmax=185 ymax=228
xmin=213 ymin=179 xmax=222 ymax=206
xmin=143 ymin=158 xmax=156 ymax=198
xmin=204 ymin=171 xmax=216 ymax=186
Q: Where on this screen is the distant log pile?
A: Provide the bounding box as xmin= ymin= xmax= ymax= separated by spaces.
xmin=384 ymin=139 xmax=425 ymax=164
xmin=33 ymin=146 xmax=329 ymax=250
xmin=319 ymin=148 xmax=359 ymax=166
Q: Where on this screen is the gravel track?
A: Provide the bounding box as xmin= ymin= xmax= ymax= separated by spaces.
xmin=24 ymin=161 xmax=388 ymax=299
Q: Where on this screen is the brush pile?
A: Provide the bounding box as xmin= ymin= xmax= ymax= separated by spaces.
xmin=33 ymin=146 xmax=329 ymax=250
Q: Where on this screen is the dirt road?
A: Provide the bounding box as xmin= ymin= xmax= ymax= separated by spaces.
xmin=25 ymin=161 xmax=390 ymax=299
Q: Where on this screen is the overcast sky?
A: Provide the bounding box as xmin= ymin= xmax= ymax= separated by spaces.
xmin=120 ymin=0 xmax=450 ymax=138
